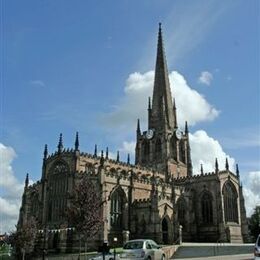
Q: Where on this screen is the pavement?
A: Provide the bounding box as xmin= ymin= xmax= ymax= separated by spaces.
xmin=171 ymin=253 xmax=253 ymax=259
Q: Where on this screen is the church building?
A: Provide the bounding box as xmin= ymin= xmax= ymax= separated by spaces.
xmin=18 ymin=24 xmax=248 ymax=253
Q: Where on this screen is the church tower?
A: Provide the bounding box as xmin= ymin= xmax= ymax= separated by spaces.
xmin=135 ymin=24 xmax=192 ymax=179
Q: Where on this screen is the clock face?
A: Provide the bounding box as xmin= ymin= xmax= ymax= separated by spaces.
xmin=146 ymin=129 xmax=154 ymax=139
xmin=175 ymin=129 xmax=182 ymax=140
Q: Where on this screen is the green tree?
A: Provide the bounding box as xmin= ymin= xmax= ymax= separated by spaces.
xmin=67 ymin=174 xmax=103 ymax=256
xmin=248 ymin=206 xmax=260 ymax=240
xmin=11 ymin=216 xmax=38 ymax=259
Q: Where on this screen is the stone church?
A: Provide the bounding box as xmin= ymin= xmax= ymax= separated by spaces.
xmin=18 ymin=24 xmax=248 ymax=252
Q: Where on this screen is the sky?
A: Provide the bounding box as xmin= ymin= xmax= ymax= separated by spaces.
xmin=0 ymin=0 xmax=259 ymax=233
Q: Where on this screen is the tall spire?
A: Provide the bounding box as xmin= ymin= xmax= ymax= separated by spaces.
xmin=150 ymin=23 xmax=175 ymax=130
xmin=57 ymin=133 xmax=63 ymax=153
xmin=127 ymin=153 xmax=130 ymax=164
xmin=74 ymin=132 xmax=79 ymax=151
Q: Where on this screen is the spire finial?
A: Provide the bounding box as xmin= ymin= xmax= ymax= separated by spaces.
xmin=43 ymin=144 xmax=48 ymax=159
xmin=148 ymin=97 xmax=151 ymax=110
xmin=236 ymin=163 xmax=240 ymax=178
xmin=185 ymin=121 xmax=189 ymax=134
xmin=25 ymin=173 xmax=29 ymax=188
xmin=127 ymin=153 xmax=130 ymax=164
xmin=57 ymin=133 xmax=63 ymax=153
xmin=215 ymin=158 xmax=219 ymax=173
xmin=225 ymin=158 xmax=229 ymax=171
xmin=74 ymin=132 xmax=79 ymax=151
xmin=106 ymin=147 xmax=109 ymax=159
xmin=200 ymin=164 xmax=204 ymax=175
xmin=159 ymin=22 xmax=162 ymax=30
xmin=100 ymin=150 xmax=104 ymax=166
xmin=94 ymin=144 xmax=97 ymax=157
xmin=137 ymin=119 xmax=141 ymax=136
xmin=116 ymin=151 xmax=120 ymax=162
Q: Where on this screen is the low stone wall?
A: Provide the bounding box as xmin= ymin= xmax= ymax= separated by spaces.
xmin=162 ymin=245 xmax=180 ymax=259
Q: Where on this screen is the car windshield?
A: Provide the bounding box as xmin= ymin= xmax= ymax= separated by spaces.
xmin=123 ymin=241 xmax=143 ymax=250
xmin=258 ymin=236 xmax=260 ymax=246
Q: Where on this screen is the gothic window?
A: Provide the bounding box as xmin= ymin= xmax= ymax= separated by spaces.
xmin=201 ymin=192 xmax=213 ymax=224
xmin=53 ymin=162 xmax=69 ymax=175
xmin=110 ymin=188 xmax=124 ymax=230
xmin=223 ymin=181 xmax=238 ymax=223
xmin=47 ymin=161 xmax=69 ymax=222
xmin=155 ymin=138 xmax=162 ymax=160
xmin=177 ymin=197 xmax=186 ymax=227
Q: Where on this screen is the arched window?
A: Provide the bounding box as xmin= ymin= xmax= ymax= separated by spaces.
xmin=223 ymin=181 xmax=238 ymax=223
xmin=110 ymin=187 xmax=125 ymax=230
xmin=47 ymin=161 xmax=69 ymax=222
xmin=201 ymin=192 xmax=213 ymax=224
xmin=177 ymin=197 xmax=186 ymax=227
xmin=162 ymin=218 xmax=169 ymax=244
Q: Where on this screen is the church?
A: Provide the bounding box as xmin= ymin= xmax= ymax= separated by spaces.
xmin=18 ymin=24 xmax=248 ymax=253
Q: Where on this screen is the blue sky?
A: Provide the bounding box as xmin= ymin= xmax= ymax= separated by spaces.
xmin=0 ymin=0 xmax=259 ymax=232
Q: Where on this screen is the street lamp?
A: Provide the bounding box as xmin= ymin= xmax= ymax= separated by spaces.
xmin=113 ymin=237 xmax=117 ymax=260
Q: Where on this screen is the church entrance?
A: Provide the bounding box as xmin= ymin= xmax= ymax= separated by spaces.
xmin=162 ymin=218 xmax=168 ymax=244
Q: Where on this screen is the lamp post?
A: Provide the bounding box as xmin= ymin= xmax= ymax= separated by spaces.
xmin=113 ymin=237 xmax=117 ymax=260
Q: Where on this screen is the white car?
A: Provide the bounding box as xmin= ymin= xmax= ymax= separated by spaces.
xmin=120 ymin=239 xmax=165 ymax=260
xmin=254 ymin=234 xmax=260 ymax=260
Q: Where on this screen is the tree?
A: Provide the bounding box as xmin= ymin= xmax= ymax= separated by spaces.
xmin=67 ymin=174 xmax=103 ymax=255
xmin=248 ymin=206 xmax=260 ymax=240
xmin=11 ymin=216 xmax=38 ymax=259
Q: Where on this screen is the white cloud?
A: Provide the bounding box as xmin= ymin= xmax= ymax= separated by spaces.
xmin=198 ymin=71 xmax=213 ymax=86
xmin=0 ymin=143 xmax=24 ymax=233
xmin=242 ymin=171 xmax=260 ymax=216
xmin=189 ymin=130 xmax=235 ymax=174
xmin=29 ymin=80 xmax=45 ymax=87
xmin=103 ymin=70 xmax=219 ymax=129
xmin=0 ymin=143 xmax=23 ymax=196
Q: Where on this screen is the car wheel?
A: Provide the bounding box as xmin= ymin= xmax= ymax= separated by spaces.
xmin=147 ymin=256 xmax=151 ymax=260
xmin=109 ymin=258 xmax=113 ymax=260
xmin=161 ymin=254 xmax=165 ymax=260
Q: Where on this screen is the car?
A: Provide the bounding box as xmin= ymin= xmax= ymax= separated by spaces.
xmin=254 ymin=234 xmax=260 ymax=260
xmin=120 ymin=239 xmax=165 ymax=260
